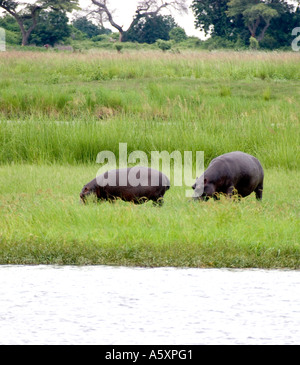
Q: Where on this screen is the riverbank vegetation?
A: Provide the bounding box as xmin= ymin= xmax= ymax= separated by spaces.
xmin=0 ymin=50 xmax=299 ymax=268
xmin=0 ymin=164 xmax=299 ymax=268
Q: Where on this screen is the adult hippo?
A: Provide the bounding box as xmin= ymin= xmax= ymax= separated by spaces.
xmin=192 ymin=151 xmax=264 ymax=201
xmin=80 ymin=166 xmax=170 ymax=206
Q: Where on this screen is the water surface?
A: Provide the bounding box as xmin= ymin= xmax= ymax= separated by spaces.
xmin=0 ymin=265 xmax=299 ymax=345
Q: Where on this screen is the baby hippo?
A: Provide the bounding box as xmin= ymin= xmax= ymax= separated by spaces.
xmin=192 ymin=151 xmax=264 ymax=201
xmin=80 ymin=166 xmax=170 ymax=206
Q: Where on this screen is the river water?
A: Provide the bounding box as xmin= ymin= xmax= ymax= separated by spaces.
xmin=0 ymin=265 xmax=299 ymax=345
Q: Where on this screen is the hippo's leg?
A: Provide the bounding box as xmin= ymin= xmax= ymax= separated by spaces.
xmin=152 ymin=197 xmax=164 ymax=207
xmin=226 ymin=186 xmax=242 ymax=200
xmin=226 ymin=186 xmax=234 ymax=198
xmin=255 ymin=183 xmax=263 ymax=200
xmin=136 ymin=197 xmax=148 ymax=204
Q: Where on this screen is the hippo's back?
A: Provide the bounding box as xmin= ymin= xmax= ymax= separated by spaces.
xmin=209 ymin=151 xmax=263 ymax=178
xmin=97 ymin=167 xmax=170 ymax=188
xmin=96 ymin=166 xmax=170 ymax=202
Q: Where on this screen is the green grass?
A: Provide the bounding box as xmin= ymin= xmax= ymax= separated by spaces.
xmin=0 ymin=164 xmax=299 ymax=267
xmin=0 ymin=78 xmax=299 ymax=168
xmin=0 ymin=50 xmax=299 ymax=267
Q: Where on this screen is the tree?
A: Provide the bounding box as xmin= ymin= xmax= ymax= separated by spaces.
xmin=191 ymin=0 xmax=234 ymax=38
xmin=0 ymin=0 xmax=79 ymax=46
xmin=169 ymin=26 xmax=187 ymax=42
xmin=0 ymin=12 xmax=19 ymax=32
xmin=72 ymin=16 xmax=101 ymax=38
xmin=72 ymin=16 xmax=110 ymax=38
xmin=227 ymin=0 xmax=279 ymax=42
xmin=0 ymin=13 xmax=21 ymax=44
xmin=192 ymin=0 xmax=300 ymax=48
xmin=90 ymin=0 xmax=188 ymax=42
xmin=264 ymin=3 xmax=300 ymax=49
xmin=125 ymin=14 xmax=177 ymax=44
xmin=29 ymin=10 xmax=71 ymax=46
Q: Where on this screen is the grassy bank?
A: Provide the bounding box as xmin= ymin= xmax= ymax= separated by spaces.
xmin=0 ymin=50 xmax=299 ymax=267
xmin=0 ymin=164 xmax=299 ymax=268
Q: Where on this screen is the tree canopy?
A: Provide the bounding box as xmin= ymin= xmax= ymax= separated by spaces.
xmin=227 ymin=0 xmax=279 ymax=41
xmin=169 ymin=26 xmax=187 ymax=42
xmin=72 ymin=16 xmax=111 ymax=38
xmin=90 ymin=0 xmax=188 ymax=42
xmin=124 ymin=14 xmax=177 ymax=44
xmin=191 ymin=0 xmax=234 ymax=38
xmin=192 ymin=0 xmax=300 ymax=47
xmin=29 ymin=10 xmax=71 ymax=46
xmin=0 ymin=0 xmax=79 ymax=45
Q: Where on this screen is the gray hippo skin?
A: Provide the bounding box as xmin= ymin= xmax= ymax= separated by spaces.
xmin=192 ymin=151 xmax=264 ymax=201
xmin=80 ymin=166 xmax=170 ymax=206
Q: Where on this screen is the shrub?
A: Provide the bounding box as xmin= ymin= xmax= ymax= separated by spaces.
xmin=259 ymin=34 xmax=279 ymax=50
xmin=156 ymin=39 xmax=172 ymax=52
xmin=115 ymin=43 xmax=123 ymax=53
xmin=202 ymin=36 xmax=235 ymax=50
xmin=92 ymin=34 xmax=111 ymax=42
xmin=3 ymin=29 xmax=21 ymax=45
xmin=234 ymin=35 xmax=246 ymax=50
xmin=249 ymin=36 xmax=259 ymax=50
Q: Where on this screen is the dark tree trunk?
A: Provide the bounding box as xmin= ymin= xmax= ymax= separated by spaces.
xmin=91 ymin=0 xmax=187 ymax=43
xmin=20 ymin=22 xmax=38 ymax=46
xmin=248 ymin=17 xmax=261 ymax=39
xmin=0 ymin=4 xmax=39 ymax=46
xmin=257 ymin=20 xmax=271 ymax=42
xmin=119 ymin=30 xmax=124 ymax=42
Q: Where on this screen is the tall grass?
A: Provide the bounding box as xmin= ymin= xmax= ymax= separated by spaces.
xmin=0 ymin=77 xmax=299 ymax=168
xmin=0 ymin=50 xmax=299 ymax=267
xmin=1 ymin=50 xmax=300 ymax=82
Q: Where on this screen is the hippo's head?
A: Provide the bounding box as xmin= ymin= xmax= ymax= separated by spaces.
xmin=80 ymin=179 xmax=99 ymax=203
xmin=192 ymin=178 xmax=215 ymax=201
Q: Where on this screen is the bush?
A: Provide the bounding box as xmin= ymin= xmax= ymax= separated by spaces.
xmin=202 ymin=36 xmax=235 ymax=50
xmin=115 ymin=43 xmax=123 ymax=53
xmin=156 ymin=39 xmax=172 ymax=52
xmin=249 ymin=36 xmax=259 ymax=50
xmin=260 ymin=34 xmax=279 ymax=50
xmin=92 ymin=34 xmax=111 ymax=42
xmin=234 ymin=35 xmax=246 ymax=50
xmin=3 ymin=29 xmax=21 ymax=45
xmin=69 ymin=25 xmax=87 ymax=41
